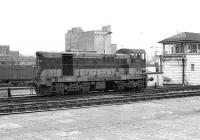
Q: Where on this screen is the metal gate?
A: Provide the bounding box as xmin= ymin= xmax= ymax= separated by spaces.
xmin=62 ymin=54 xmax=73 ymax=76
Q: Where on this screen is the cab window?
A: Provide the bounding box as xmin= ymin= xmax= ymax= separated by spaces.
xmin=141 ymin=53 xmax=145 ymax=59
xmin=137 ymin=53 xmax=141 ymax=59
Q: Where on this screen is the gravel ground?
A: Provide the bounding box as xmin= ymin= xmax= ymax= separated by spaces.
xmin=1 ymin=96 xmax=200 ymax=139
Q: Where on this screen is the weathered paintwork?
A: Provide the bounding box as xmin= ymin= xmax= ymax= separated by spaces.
xmin=35 ymin=49 xmax=147 ymax=95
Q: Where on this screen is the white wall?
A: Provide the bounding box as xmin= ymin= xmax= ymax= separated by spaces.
xmin=163 ymin=60 xmax=183 ymax=84
xmin=185 ymin=55 xmax=200 ymax=85
xmin=147 ymin=66 xmax=156 ymax=73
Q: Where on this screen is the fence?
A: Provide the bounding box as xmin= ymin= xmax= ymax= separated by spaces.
xmin=0 ymin=87 xmax=35 ymax=97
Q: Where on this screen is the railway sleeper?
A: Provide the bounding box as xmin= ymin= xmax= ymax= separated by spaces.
xmin=2 ymin=89 xmax=200 ymax=114
xmin=46 ymin=102 xmax=61 ymax=108
xmin=39 ymin=105 xmax=50 ymax=110
xmin=0 ymin=108 xmax=13 ymax=113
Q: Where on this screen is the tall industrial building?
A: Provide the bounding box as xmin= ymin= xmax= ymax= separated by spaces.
xmin=110 ymin=44 xmax=117 ymax=54
xmin=0 ymin=45 xmax=9 ymax=63
xmin=65 ymin=27 xmax=83 ymax=51
xmin=0 ymin=45 xmax=9 ymax=56
xmin=9 ymin=51 xmax=20 ymax=64
xmin=65 ymin=25 xmax=117 ymax=54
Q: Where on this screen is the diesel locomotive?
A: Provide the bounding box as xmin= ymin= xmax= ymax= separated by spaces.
xmin=35 ymin=48 xmax=148 ymax=96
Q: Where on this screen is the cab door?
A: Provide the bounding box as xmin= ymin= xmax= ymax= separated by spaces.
xmin=62 ymin=54 xmax=73 ymax=76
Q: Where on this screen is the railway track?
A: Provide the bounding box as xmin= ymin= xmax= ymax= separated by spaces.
xmin=1 ymin=85 xmax=199 ymax=103
xmin=0 ymin=88 xmax=200 ymax=115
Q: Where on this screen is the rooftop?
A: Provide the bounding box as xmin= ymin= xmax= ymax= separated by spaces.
xmin=116 ymin=48 xmax=146 ymax=54
xmin=159 ymin=32 xmax=200 ymax=44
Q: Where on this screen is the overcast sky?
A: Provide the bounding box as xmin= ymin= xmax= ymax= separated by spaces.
xmin=0 ymin=0 xmax=200 ymax=56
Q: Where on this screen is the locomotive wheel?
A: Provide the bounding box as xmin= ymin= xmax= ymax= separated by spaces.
xmin=113 ymin=84 xmax=119 ymax=91
xmin=81 ymin=83 xmax=90 ymax=94
xmin=137 ymin=86 xmax=145 ymax=92
xmin=81 ymin=86 xmax=89 ymax=94
xmin=36 ymin=85 xmax=52 ymax=96
xmin=137 ymin=80 xmax=145 ymax=91
xmin=115 ymin=83 xmax=125 ymax=91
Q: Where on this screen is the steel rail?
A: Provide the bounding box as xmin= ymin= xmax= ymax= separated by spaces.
xmin=0 ymin=89 xmax=200 ymax=115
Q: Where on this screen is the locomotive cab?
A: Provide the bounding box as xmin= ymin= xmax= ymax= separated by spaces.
xmin=116 ymin=48 xmax=147 ymax=89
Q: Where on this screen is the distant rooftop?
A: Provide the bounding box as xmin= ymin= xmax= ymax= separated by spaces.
xmin=116 ymin=48 xmax=146 ymax=54
xmin=159 ymin=32 xmax=200 ymax=44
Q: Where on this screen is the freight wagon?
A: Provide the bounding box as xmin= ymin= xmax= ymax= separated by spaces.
xmin=0 ymin=65 xmax=34 ymax=85
xmin=35 ymin=48 xmax=148 ymax=96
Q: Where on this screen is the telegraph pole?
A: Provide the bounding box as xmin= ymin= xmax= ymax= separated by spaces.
xmin=182 ymin=56 xmax=185 ymax=86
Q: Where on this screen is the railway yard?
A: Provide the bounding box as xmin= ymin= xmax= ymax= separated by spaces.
xmin=2 ymin=1 xmax=200 ymax=139
xmin=1 ymin=87 xmax=200 ymax=139
xmin=1 ymin=47 xmax=200 ymax=139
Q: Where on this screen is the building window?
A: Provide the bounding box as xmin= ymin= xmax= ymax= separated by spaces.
xmin=198 ymin=43 xmax=200 ymax=53
xmin=180 ymin=43 xmax=184 ymax=53
xmin=171 ymin=45 xmax=175 ymax=54
xmin=188 ymin=43 xmax=197 ymax=53
xmin=188 ymin=44 xmax=192 ymax=53
xmin=192 ymin=44 xmax=197 ymax=53
xmin=175 ymin=44 xmax=180 ymax=53
xmin=191 ymin=64 xmax=195 ymax=71
xmin=175 ymin=44 xmax=184 ymax=53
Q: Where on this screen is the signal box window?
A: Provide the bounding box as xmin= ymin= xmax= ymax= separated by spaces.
xmin=192 ymin=44 xmax=197 ymax=53
xmin=188 ymin=44 xmax=198 ymax=53
xmin=191 ymin=64 xmax=195 ymax=71
xmin=175 ymin=45 xmax=180 ymax=53
xmin=188 ymin=45 xmax=192 ymax=53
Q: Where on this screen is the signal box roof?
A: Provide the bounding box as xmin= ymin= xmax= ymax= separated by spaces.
xmin=159 ymin=32 xmax=200 ymax=44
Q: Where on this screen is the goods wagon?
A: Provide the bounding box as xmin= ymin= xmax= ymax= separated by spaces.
xmin=35 ymin=48 xmax=148 ymax=96
xmin=0 ymin=65 xmax=34 ymax=84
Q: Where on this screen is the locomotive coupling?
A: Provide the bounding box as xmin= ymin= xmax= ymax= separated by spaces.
xmin=148 ymin=77 xmax=154 ymax=81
